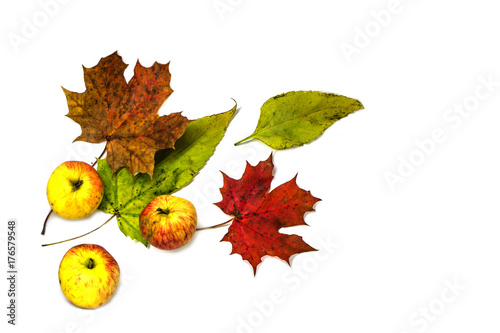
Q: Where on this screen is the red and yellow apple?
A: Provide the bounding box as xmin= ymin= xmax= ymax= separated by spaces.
xmin=58 ymin=244 xmax=120 ymax=309
xmin=46 ymin=161 xmax=104 ymax=219
xmin=140 ymin=195 xmax=197 ymax=250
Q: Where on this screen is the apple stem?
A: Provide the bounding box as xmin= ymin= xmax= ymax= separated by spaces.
xmin=41 ymin=209 xmax=53 ymax=235
xmin=196 ymin=218 xmax=234 ymax=231
xmin=41 ymin=214 xmax=116 ymax=247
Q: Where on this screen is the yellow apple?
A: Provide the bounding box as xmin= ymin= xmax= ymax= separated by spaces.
xmin=46 ymin=161 xmax=104 ymax=219
xmin=140 ymin=195 xmax=197 ymax=250
xmin=58 ymin=244 xmax=120 ymax=309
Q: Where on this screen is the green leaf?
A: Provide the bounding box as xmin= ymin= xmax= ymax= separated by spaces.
xmin=97 ymin=104 xmax=237 ymax=245
xmin=235 ymin=91 xmax=364 ymax=149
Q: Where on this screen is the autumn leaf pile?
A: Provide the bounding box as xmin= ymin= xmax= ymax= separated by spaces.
xmin=49 ymin=51 xmax=364 ymax=275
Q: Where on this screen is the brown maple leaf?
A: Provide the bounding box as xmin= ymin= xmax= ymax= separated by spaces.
xmin=63 ymin=51 xmax=190 ymax=177
xmin=215 ymin=154 xmax=321 ymax=275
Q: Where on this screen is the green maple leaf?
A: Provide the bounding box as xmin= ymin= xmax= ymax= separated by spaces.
xmin=97 ymin=105 xmax=236 ymax=245
xmin=235 ymin=91 xmax=364 ymax=149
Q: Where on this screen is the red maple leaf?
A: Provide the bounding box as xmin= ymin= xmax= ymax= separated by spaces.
xmin=215 ymin=154 xmax=321 ymax=275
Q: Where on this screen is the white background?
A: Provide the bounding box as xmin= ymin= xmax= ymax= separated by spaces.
xmin=1 ymin=0 xmax=500 ymax=332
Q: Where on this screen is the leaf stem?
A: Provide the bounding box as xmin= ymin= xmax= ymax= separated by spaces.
xmin=41 ymin=214 xmax=116 ymax=247
xmin=196 ymin=218 xmax=234 ymax=231
xmin=91 ymin=145 xmax=107 ymax=168
xmin=234 ymin=135 xmax=253 ymax=146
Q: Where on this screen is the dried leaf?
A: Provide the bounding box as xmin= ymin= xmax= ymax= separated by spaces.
xmin=64 ymin=51 xmax=190 ymax=177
